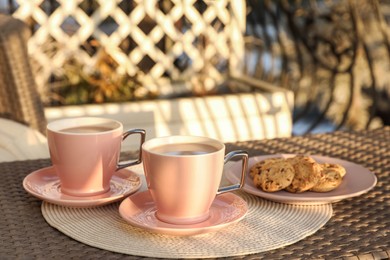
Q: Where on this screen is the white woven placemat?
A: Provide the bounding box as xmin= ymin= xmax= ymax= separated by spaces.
xmin=41 ymin=191 xmax=332 ymax=258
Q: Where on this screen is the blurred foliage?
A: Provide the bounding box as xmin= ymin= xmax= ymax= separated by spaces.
xmin=50 ymin=49 xmax=158 ymax=106
xmin=245 ymin=0 xmax=390 ymax=132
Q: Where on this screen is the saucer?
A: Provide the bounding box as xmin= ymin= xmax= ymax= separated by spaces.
xmin=23 ymin=167 xmax=142 ymax=207
xmin=119 ymin=191 xmax=248 ymax=236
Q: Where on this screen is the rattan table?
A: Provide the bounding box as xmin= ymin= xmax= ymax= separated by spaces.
xmin=1 ymin=127 xmax=389 ymax=259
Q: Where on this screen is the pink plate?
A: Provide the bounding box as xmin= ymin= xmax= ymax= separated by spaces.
xmin=119 ymin=191 xmax=248 ymax=236
xmin=23 ymin=167 xmax=141 ymax=207
xmin=225 ymin=154 xmax=377 ymax=205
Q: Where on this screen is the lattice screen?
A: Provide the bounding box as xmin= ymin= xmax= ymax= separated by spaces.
xmin=11 ymin=0 xmax=245 ymax=99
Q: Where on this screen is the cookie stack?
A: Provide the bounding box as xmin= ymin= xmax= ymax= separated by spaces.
xmin=249 ymin=155 xmax=346 ymax=193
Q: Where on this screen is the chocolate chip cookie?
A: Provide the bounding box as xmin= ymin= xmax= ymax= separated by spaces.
xmin=253 ymin=160 xmax=295 ymax=192
xmin=310 ymin=163 xmax=345 ymax=192
xmin=285 ymin=156 xmax=322 ymax=193
xmin=249 ymin=158 xmax=286 ymax=178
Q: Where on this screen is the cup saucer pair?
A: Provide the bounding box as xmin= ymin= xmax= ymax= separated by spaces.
xmin=23 ymin=167 xmax=142 ymax=207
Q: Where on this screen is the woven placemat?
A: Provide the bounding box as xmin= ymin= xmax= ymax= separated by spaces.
xmin=41 ymin=191 xmax=332 ymax=259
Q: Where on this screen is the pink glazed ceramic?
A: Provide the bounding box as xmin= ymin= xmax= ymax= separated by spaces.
xmin=47 ymin=117 xmax=145 ymax=197
xmin=142 ymin=135 xmax=248 ymax=225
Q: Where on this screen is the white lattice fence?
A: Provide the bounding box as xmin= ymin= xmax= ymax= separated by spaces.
xmin=11 ymin=0 xmax=245 ymax=99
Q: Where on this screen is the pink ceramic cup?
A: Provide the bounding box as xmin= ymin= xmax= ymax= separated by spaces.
xmin=142 ymin=135 xmax=248 ymax=225
xmin=47 ymin=117 xmax=145 ymax=197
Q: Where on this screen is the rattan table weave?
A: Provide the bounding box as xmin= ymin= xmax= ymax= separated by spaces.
xmin=1 ymin=127 xmax=389 ymax=259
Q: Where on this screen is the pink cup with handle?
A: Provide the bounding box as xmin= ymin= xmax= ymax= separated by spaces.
xmin=142 ymin=135 xmax=248 ymax=225
xmin=47 ymin=117 xmax=145 ymax=197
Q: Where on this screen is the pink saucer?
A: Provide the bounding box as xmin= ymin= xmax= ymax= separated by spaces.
xmin=119 ymin=191 xmax=248 ymax=236
xmin=23 ymin=167 xmax=141 ymax=207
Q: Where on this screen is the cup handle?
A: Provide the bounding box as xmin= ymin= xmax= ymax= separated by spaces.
xmin=217 ymin=150 xmax=248 ymax=195
xmin=117 ymin=129 xmax=146 ymax=170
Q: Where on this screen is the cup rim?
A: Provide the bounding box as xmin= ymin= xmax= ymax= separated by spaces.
xmin=142 ymin=135 xmax=224 ymax=157
xmin=47 ymin=117 xmax=123 ymax=135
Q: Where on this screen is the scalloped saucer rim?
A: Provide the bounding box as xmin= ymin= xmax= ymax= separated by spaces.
xmin=119 ymin=191 xmax=248 ymax=236
xmin=23 ymin=166 xmax=142 ymax=207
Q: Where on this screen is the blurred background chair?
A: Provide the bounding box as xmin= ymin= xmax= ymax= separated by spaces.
xmin=0 ymin=14 xmax=47 ymax=135
xmin=0 ymin=14 xmax=48 ymax=162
